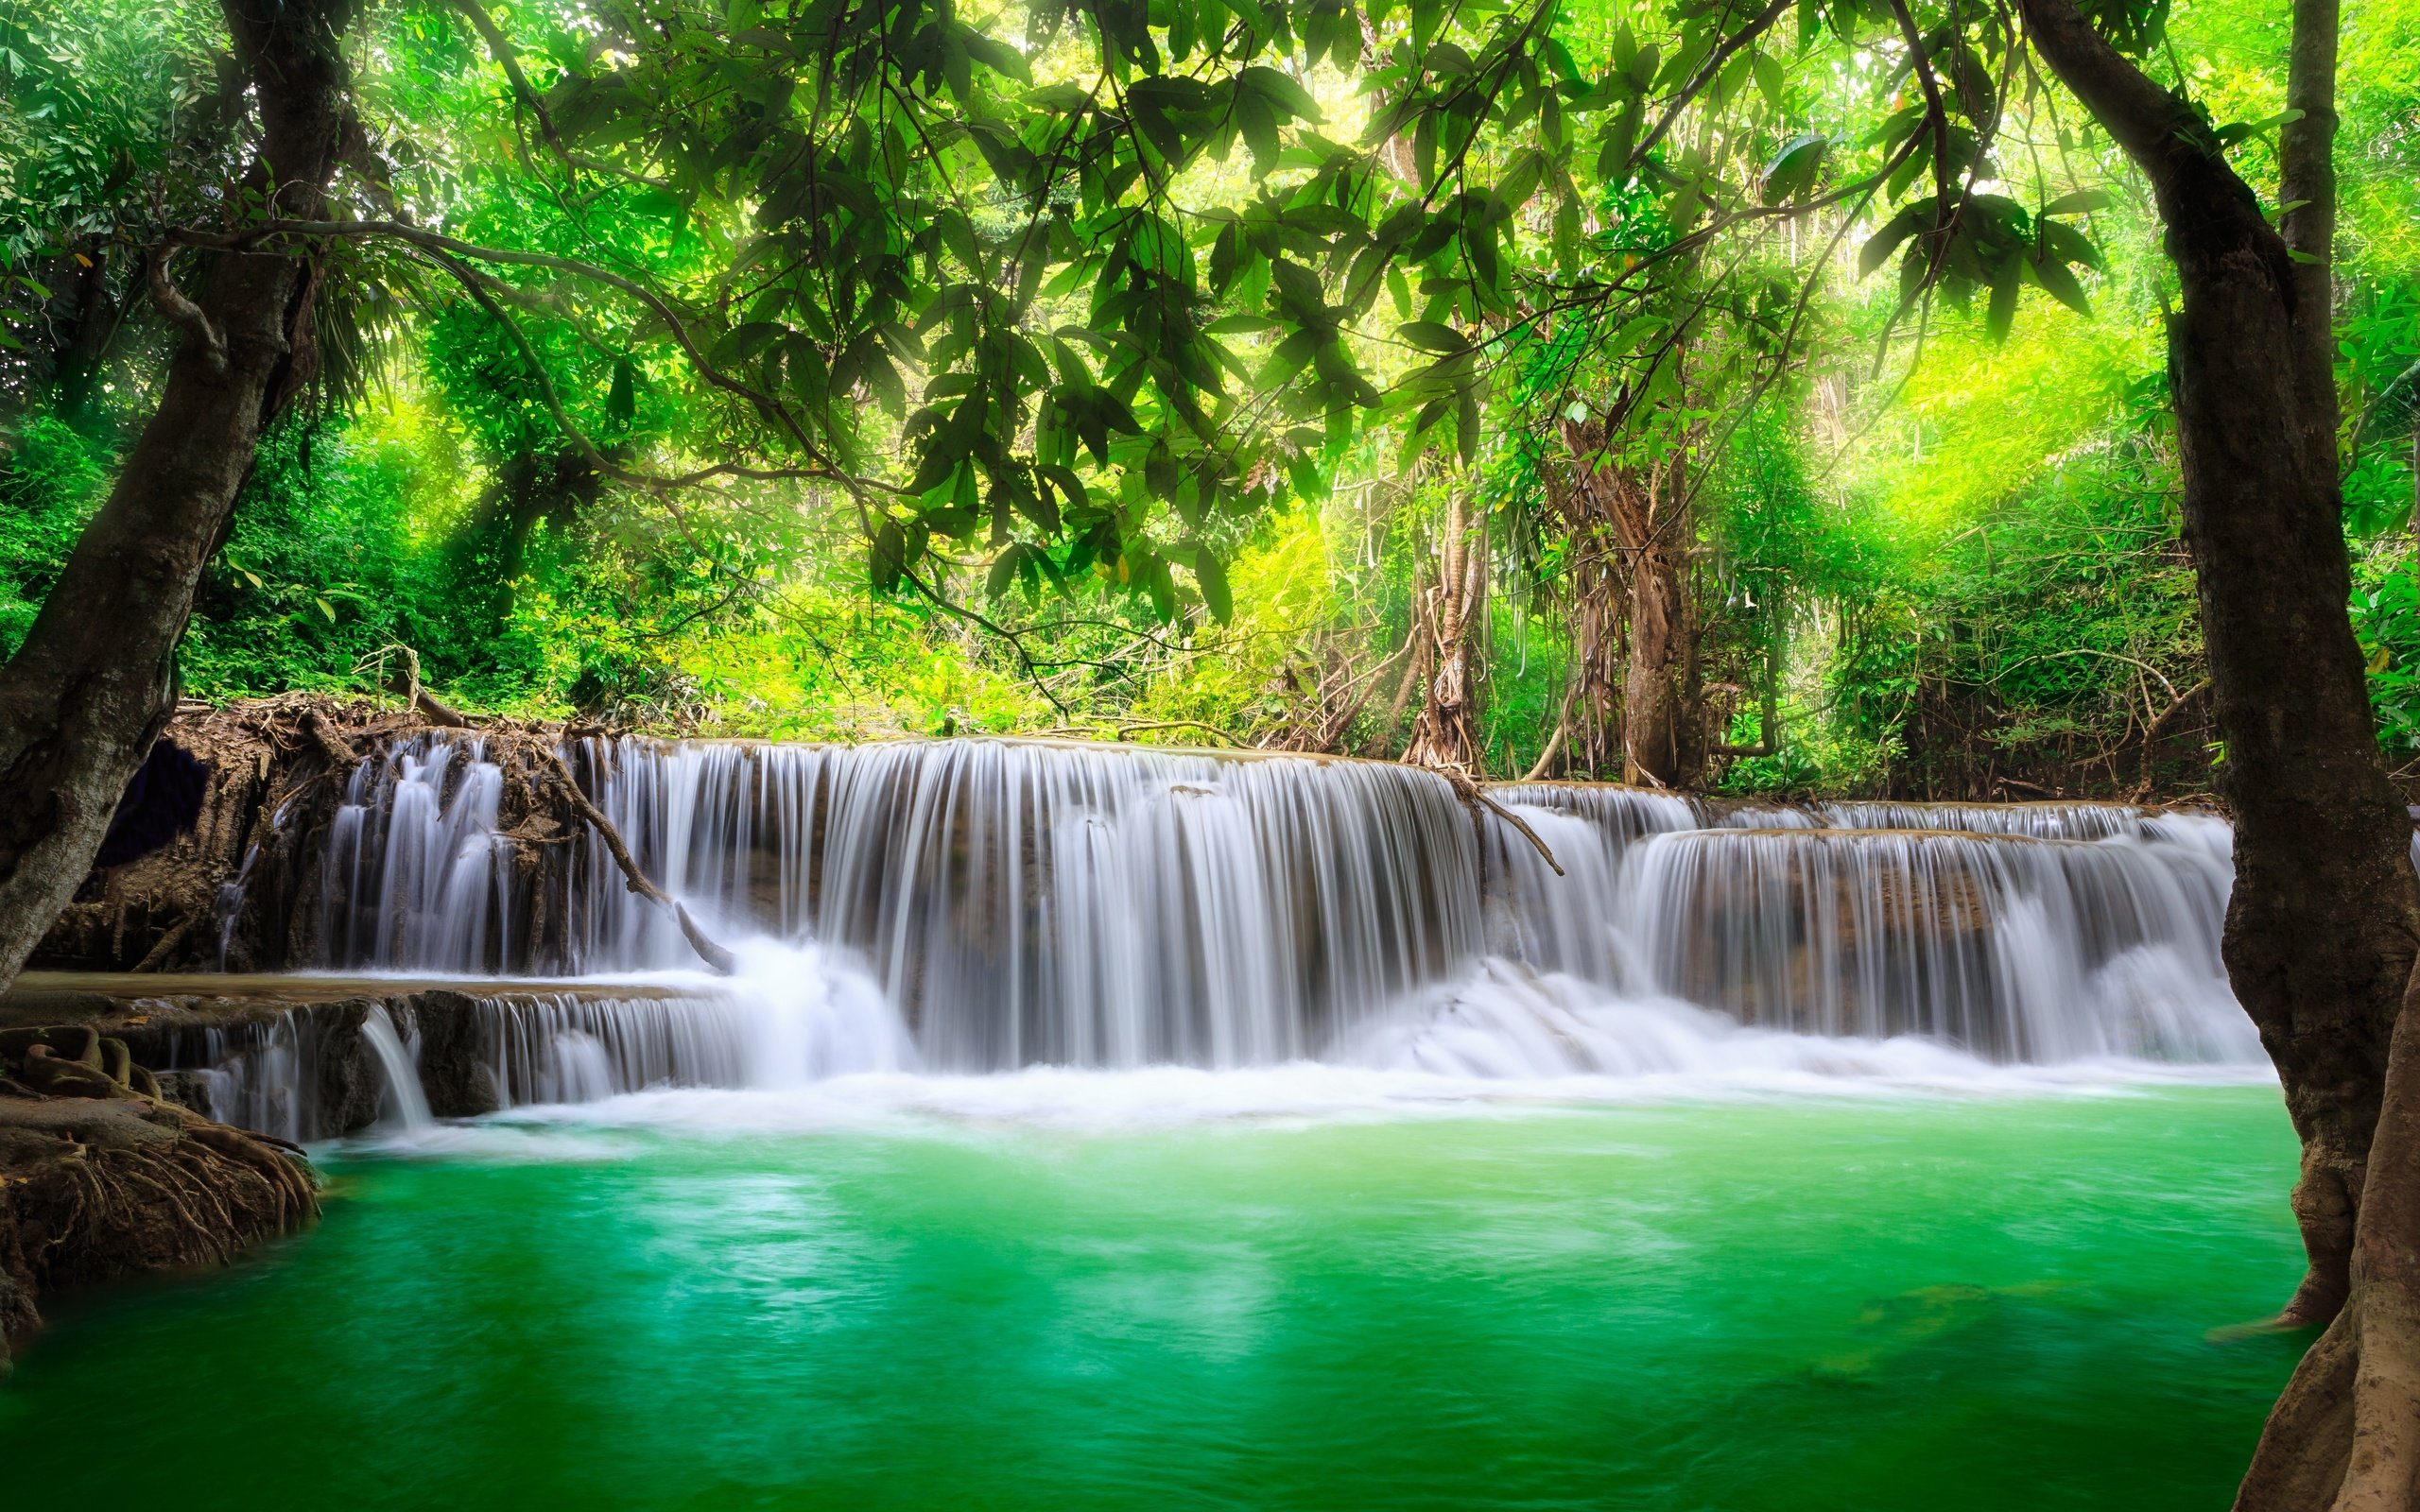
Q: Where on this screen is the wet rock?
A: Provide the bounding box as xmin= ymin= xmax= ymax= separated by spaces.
xmin=311 ymin=1000 xmax=385 ymax=1136
xmin=408 ymin=991 xmax=498 ymax=1119
xmin=155 ymin=1070 xmax=218 ymax=1118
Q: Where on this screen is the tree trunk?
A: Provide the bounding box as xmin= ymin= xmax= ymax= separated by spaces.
xmin=0 ymin=0 xmax=355 ymax=992
xmin=1623 ymin=517 xmax=1700 ymax=788
xmin=1541 ymin=464 xmax=1628 ymax=778
xmin=450 ymin=447 xmax=602 ymax=630
xmin=2022 ymin=0 xmax=2420 ymax=1503
xmin=1403 ymin=490 xmax=1490 ymax=773
xmin=1560 ymin=419 xmax=1703 ymax=787
xmin=47 ymin=252 xmax=122 ymax=427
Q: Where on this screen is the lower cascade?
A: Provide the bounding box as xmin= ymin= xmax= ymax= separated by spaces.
xmin=174 ymin=735 xmax=2259 ymax=1132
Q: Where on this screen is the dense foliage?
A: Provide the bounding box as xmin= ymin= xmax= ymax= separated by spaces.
xmin=0 ymin=0 xmax=2413 ymax=796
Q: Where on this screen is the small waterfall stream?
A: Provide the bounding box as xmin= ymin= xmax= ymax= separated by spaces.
xmin=359 ymin=1004 xmax=434 ymax=1131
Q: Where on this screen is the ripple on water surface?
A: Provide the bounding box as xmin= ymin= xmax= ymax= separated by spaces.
xmin=0 ymin=1081 xmax=2308 ymax=1512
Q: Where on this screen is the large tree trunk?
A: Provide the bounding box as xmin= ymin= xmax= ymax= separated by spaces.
xmin=1540 ymin=462 xmax=1630 ymax=778
xmin=1403 ymin=490 xmax=1490 ymax=773
xmin=1560 ymin=420 xmax=1704 ymax=788
xmin=0 ymin=0 xmax=355 ymax=991
xmin=2023 ymin=0 xmax=2420 ymax=1503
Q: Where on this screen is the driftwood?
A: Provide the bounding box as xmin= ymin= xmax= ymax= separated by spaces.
xmin=1428 ymin=765 xmax=1564 ymax=877
xmin=530 ymin=746 xmax=736 ymax=975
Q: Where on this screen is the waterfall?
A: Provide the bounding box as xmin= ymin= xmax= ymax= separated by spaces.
xmin=1612 ymin=826 xmax=2244 ymax=1060
xmin=299 ymin=735 xmax=2257 ymax=1085
xmin=360 ymin=1004 xmax=434 ymax=1131
xmin=319 ymin=739 xmax=516 ymax=974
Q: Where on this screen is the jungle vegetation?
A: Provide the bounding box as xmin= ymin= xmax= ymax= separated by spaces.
xmin=4 ymin=0 xmax=2409 ymax=795
xmin=3 ymin=0 xmax=2420 ymax=1502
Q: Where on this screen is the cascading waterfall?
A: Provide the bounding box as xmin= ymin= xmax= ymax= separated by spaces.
xmin=319 ymin=739 xmax=516 ymax=974
xmin=325 ymin=738 xmax=1484 ymax=1071
xmin=288 ymin=733 xmax=2261 ymax=1112
xmin=1612 ymin=826 xmax=2245 ymax=1060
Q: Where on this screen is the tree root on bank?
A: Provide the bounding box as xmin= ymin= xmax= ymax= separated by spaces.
xmin=1 ymin=1030 xmax=320 ymax=1368
xmin=34 ymin=695 xmax=742 ymax=976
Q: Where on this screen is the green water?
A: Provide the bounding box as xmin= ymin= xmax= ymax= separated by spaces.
xmin=2 ymin=1085 xmax=2309 ymax=1510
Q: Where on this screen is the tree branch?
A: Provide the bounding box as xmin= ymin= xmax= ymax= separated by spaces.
xmin=165 ymin=218 xmax=868 ymax=493
xmin=146 ymin=247 xmax=225 ymax=371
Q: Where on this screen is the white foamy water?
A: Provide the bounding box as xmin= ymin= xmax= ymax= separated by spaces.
xmin=173 ymin=736 xmax=2285 ymax=1144
xmin=320 ymin=942 xmax=2270 ymax=1157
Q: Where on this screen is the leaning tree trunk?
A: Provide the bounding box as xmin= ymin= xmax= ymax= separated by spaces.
xmin=1560 ymin=419 xmax=1704 ymax=788
xmin=0 ymin=0 xmax=355 ymax=991
xmin=2024 ymin=0 xmax=2420 ymax=1504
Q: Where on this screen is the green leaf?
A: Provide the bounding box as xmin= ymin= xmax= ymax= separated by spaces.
xmin=987 ymin=543 xmax=1025 ymax=598
xmin=2041 ymin=188 xmax=2113 ymax=216
xmin=1597 ymin=98 xmax=1641 ymax=183
xmin=713 ymin=320 xmax=786 ymax=365
xmin=1751 ymin=50 xmax=1785 ymax=112
xmin=960 ymin=29 xmax=1032 ymax=84
xmin=316 ymin=596 xmax=337 ymax=624
xmin=1759 ymin=132 xmax=1825 ymax=206
xmin=1985 ymin=256 xmax=2020 ymax=342
xmin=1627 ymin=43 xmax=1659 ymax=92
xmin=1397 ymin=320 xmax=1465 ymax=353
xmin=872 ymin=521 xmax=906 ymax=593
xmin=2038 ymin=218 xmax=2103 ymax=272
xmin=607 ymin=358 xmax=636 ymax=427
xmin=1192 ymin=548 xmax=1233 ymax=621
xmin=1858 ymin=203 xmax=1927 ymax=278
xmin=2030 ymin=252 xmax=2094 ymax=316
xmin=1241 ymin=64 xmax=1322 ymax=123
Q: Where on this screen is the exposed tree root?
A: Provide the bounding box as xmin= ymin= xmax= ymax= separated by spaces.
xmin=1428 ymin=765 xmax=1564 ymax=876
xmin=1 ymin=1027 xmax=320 ymax=1368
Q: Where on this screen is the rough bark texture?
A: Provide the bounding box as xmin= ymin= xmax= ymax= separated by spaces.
xmin=1539 ymin=457 xmax=1630 ymax=779
xmin=2020 ymin=0 xmax=2420 ymax=1504
xmin=1402 ymin=490 xmax=1491 ymax=774
xmin=0 ymin=0 xmax=355 ymax=994
xmin=1559 ymin=419 xmax=1703 ymax=788
xmin=2238 ymin=989 xmax=2420 ymax=1512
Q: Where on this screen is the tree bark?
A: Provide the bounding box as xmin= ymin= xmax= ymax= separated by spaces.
xmin=2279 ymin=0 xmax=2341 ymax=478
xmin=1403 ymin=490 xmax=1490 ymax=773
xmin=2023 ymin=0 xmax=2417 ymax=1332
xmin=1560 ymin=419 xmax=1703 ymax=787
xmin=0 ymin=0 xmax=355 ymax=992
xmin=1541 ymin=461 xmax=1628 ymax=777
xmin=2020 ymin=0 xmax=2420 ymax=1503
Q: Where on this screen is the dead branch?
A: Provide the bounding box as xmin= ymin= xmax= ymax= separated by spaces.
xmin=532 ymin=745 xmax=736 ymax=974
xmin=1431 ymin=765 xmax=1564 ymax=875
